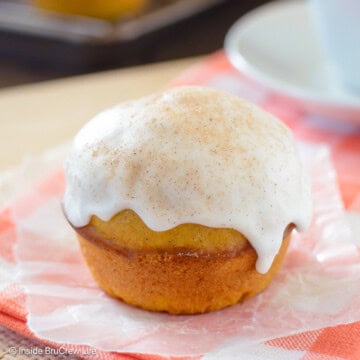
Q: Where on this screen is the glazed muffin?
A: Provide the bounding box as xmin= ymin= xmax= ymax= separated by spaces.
xmin=63 ymin=86 xmax=312 ymax=314
xmin=34 ymin=0 xmax=147 ymax=20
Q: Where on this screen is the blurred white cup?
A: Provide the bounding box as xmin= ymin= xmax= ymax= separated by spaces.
xmin=309 ymin=0 xmax=360 ymax=93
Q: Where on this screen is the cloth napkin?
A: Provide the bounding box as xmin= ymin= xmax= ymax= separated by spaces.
xmin=0 ymin=51 xmax=359 ymax=359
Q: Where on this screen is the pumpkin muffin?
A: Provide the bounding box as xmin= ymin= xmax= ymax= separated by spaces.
xmin=34 ymin=0 xmax=147 ymax=20
xmin=63 ymin=86 xmax=312 ymax=314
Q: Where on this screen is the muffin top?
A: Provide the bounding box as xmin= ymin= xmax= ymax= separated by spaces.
xmin=63 ymin=86 xmax=312 ymax=273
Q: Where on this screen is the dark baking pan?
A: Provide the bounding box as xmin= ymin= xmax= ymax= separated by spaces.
xmin=0 ymin=0 xmax=226 ymax=71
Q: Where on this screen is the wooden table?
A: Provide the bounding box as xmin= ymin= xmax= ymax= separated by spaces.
xmin=0 ymin=57 xmax=199 ymax=171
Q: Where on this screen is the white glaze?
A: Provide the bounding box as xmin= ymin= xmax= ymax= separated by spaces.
xmin=63 ymin=86 xmax=312 ymax=273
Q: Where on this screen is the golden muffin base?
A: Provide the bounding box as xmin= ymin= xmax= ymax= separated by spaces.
xmin=76 ymin=230 xmax=291 ymax=314
xmin=86 ymin=210 xmax=249 ymax=253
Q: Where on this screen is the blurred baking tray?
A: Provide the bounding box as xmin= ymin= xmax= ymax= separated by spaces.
xmin=0 ymin=0 xmax=225 ymax=70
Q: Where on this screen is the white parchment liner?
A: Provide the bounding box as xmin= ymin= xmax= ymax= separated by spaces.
xmin=2 ymin=142 xmax=359 ymax=357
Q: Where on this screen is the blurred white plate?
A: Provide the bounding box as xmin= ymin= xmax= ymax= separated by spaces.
xmin=224 ymin=0 xmax=360 ymax=123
